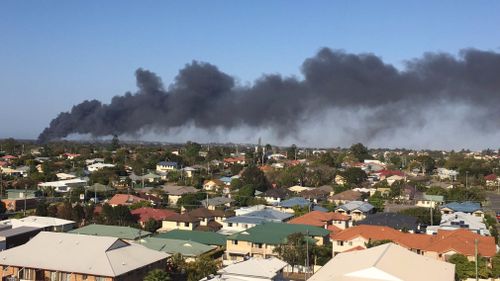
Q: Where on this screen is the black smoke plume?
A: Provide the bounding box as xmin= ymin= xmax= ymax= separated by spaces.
xmin=38 ymin=48 xmax=500 ymax=148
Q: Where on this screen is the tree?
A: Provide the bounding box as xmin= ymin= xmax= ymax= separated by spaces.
xmin=234 ymin=184 xmax=255 ymax=206
xmin=350 ymin=143 xmax=371 ymax=162
xmin=186 ymin=255 xmax=219 ymax=281
xmin=0 ymin=200 xmax=6 ymax=215
xmin=240 ymin=165 xmax=270 ymax=192
xmin=57 ymin=201 xmax=73 ymax=220
xmin=110 ymin=135 xmax=120 ymax=151
xmin=492 ymin=253 xmax=500 ymax=278
xmin=35 ymin=200 xmax=48 ymax=216
xmin=339 ymin=167 xmax=367 ymax=185
xmin=144 ymin=218 xmax=161 ymax=233
xmin=287 ymin=144 xmax=298 ymax=160
xmin=71 ymin=204 xmax=85 ymax=224
xmin=113 ymin=205 xmax=136 ymax=226
xmin=399 ymin=207 xmax=441 ymax=225
xmin=448 ymin=254 xmax=474 ymax=280
xmin=273 ymin=232 xmax=308 ymax=272
xmin=366 ymin=239 xmax=393 ymax=248
xmin=144 ymin=269 xmax=170 ymax=281
xmin=368 ymin=191 xmax=385 ymax=212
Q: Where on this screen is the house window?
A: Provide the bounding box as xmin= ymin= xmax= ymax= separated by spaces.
xmin=348 ymin=241 xmax=352 ymax=246
xmin=255 ymin=243 xmax=263 ymax=248
xmin=337 ymin=241 xmax=344 ymax=246
xmin=228 ymin=223 xmax=233 ymax=227
xmin=21 ymin=268 xmax=35 ymax=280
xmin=232 ymin=240 xmax=238 ymax=245
xmin=184 ymin=222 xmax=189 ymax=227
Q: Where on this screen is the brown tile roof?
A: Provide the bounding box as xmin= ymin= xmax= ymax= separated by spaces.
xmin=332 ymin=225 xmax=497 ymax=257
xmin=164 ymin=213 xmax=200 ymax=223
xmin=289 ymin=211 xmax=350 ymax=227
xmin=329 ymin=190 xmax=362 ymax=201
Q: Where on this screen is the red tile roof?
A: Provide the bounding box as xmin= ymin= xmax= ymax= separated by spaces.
xmin=484 ymin=174 xmax=498 ymax=181
xmin=131 ymin=207 xmax=177 ymax=223
xmin=332 ymin=225 xmax=496 ymax=257
xmin=108 ymin=194 xmax=146 ymax=206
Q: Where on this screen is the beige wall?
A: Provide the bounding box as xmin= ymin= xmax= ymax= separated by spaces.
xmin=160 ymin=220 xmax=199 ymax=232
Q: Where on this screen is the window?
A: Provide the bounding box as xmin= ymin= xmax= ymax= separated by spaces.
xmin=228 ymin=223 xmax=233 ymax=227
xmin=348 ymin=241 xmax=352 ymax=246
xmin=22 ymin=268 xmax=35 ymax=280
xmin=184 ymin=222 xmax=189 ymax=227
xmin=337 ymin=241 xmax=344 ymax=246
xmin=255 ymin=243 xmax=263 ymax=248
xmin=232 ymin=240 xmax=238 ymax=245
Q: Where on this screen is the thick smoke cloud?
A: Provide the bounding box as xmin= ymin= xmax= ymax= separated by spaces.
xmin=38 ymin=48 xmax=500 ymax=149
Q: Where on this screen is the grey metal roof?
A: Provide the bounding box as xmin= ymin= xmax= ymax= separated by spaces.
xmin=0 ymin=232 xmax=168 ymax=277
xmin=336 ymin=201 xmax=374 ymax=212
xmin=0 ymin=226 xmax=41 ymax=238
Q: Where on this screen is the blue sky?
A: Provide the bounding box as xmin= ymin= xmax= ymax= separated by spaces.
xmin=1 ymin=1 xmax=500 ymax=139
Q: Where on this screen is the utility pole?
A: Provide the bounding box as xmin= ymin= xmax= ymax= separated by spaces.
xmin=24 ymin=184 xmax=27 ymax=216
xmin=430 ymin=200 xmax=434 ymax=226
xmin=305 ymin=230 xmax=310 ymax=281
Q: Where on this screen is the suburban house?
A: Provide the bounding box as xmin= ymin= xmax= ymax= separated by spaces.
xmin=426 ymin=212 xmax=490 ymax=236
xmin=156 ymin=229 xmax=227 ymax=248
xmin=87 ymin=163 xmax=115 ymax=172
xmin=225 ymin=222 xmax=329 ymax=262
xmin=329 ymin=190 xmax=363 ymax=205
xmin=288 ymin=211 xmax=351 ymax=231
xmin=436 ymin=168 xmax=459 ymax=181
xmin=201 ymin=197 xmax=234 ymax=210
xmin=300 ymin=188 xmax=330 ymax=203
xmin=181 ymin=166 xmax=197 ymax=178
xmin=440 ymin=201 xmax=484 ymax=218
xmin=0 ymin=216 xmax=75 ymax=232
xmin=187 ymin=207 xmax=233 ymax=232
xmin=308 ymin=243 xmax=455 ymax=281
xmin=331 ymin=225 xmax=497 ymax=263
xmin=223 ymin=156 xmax=246 ymax=166
xmin=484 ymin=173 xmax=499 ymax=187
xmin=156 ymin=161 xmax=179 ymax=173
xmin=203 ymin=179 xmax=224 ymax=192
xmin=139 ymin=237 xmax=216 ymax=262
xmin=107 ymin=194 xmax=147 ymax=207
xmin=69 ymin=224 xmax=151 ymax=241
xmin=160 ymin=213 xmax=200 ymax=232
xmin=220 ymin=208 xmax=294 ymax=235
xmin=130 ymin=207 xmax=177 ymax=227
xmin=203 ymin=257 xmax=288 ymax=280
xmin=162 ymin=185 xmax=198 ymax=205
xmin=357 ymin=213 xmax=419 ymax=233
xmin=415 ymin=193 xmax=444 ymax=208
xmin=0 ymin=232 xmax=168 ymax=281
xmin=335 ymin=201 xmax=374 ymax=221
xmin=38 ymin=178 xmax=87 ymax=193
xmin=273 ymin=197 xmax=311 ymax=213
xmin=259 ymin=188 xmax=292 ymax=204
xmin=3 ymin=189 xmax=41 ymax=212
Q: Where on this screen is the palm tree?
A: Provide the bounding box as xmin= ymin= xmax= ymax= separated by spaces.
xmin=144 ymin=269 xmax=170 ymax=281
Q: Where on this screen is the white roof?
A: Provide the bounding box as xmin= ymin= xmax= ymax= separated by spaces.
xmin=288 ymin=185 xmax=314 ymax=192
xmin=0 ymin=216 xmax=75 ymax=229
xmin=38 ymin=178 xmax=87 ymax=188
xmin=308 ymin=243 xmax=454 ymax=281
xmin=218 ymin=257 xmax=287 ymax=279
xmin=0 ymin=232 xmax=168 ymax=277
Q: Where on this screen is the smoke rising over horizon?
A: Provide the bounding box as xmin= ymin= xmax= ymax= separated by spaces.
xmin=38 ymin=48 xmax=500 ymax=150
